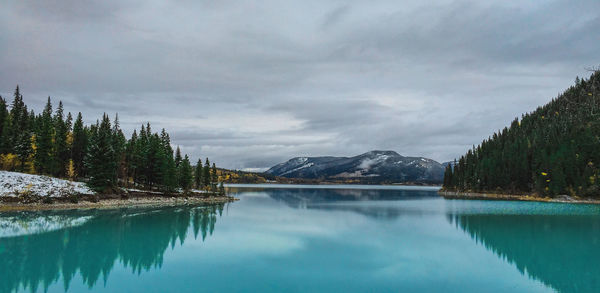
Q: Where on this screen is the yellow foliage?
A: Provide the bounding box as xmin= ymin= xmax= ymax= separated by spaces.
xmin=541 ymin=172 xmax=548 ymax=176
xmin=30 ymin=134 xmax=37 ymax=151
xmin=25 ymin=155 xmax=35 ymax=174
xmin=67 ymin=132 xmax=74 ymax=146
xmin=67 ymin=159 xmax=76 ymax=181
xmin=589 ymin=93 xmax=593 ymax=96
xmin=0 ymin=153 xmax=19 ymax=171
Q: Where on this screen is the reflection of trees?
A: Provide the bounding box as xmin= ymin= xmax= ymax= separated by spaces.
xmin=0 ymin=204 xmax=224 ymax=293
xmin=447 ymin=211 xmax=600 ymax=293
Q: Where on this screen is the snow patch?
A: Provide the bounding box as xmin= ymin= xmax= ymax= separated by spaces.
xmin=0 ymin=171 xmax=94 ymax=197
xmin=281 ymin=162 xmax=314 ymax=176
xmin=358 ymin=154 xmax=390 ymax=170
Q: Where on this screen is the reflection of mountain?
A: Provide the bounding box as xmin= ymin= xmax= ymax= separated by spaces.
xmin=447 ymin=211 xmax=600 ymax=293
xmin=230 ymin=187 xmax=439 ymax=219
xmin=0 ymin=204 xmax=224 ymax=293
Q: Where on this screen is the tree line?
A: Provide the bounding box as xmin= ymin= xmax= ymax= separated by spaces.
xmin=0 ymin=86 xmax=225 ymax=194
xmin=443 ymin=70 xmax=600 ymax=197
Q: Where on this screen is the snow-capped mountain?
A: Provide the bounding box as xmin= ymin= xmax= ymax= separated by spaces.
xmin=266 ymin=150 xmax=444 ymax=184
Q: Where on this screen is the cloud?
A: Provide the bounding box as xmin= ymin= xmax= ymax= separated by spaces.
xmin=1 ymin=0 xmax=598 ymax=169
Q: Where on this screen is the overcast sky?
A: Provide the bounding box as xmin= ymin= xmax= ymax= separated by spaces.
xmin=1 ymin=0 xmax=599 ymax=171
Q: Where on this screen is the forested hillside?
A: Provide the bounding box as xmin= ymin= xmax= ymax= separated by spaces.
xmin=0 ymin=86 xmax=224 ymax=194
xmin=443 ymin=70 xmax=600 ymax=197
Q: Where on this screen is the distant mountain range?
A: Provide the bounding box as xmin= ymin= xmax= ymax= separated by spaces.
xmin=265 ymin=150 xmax=444 ymax=184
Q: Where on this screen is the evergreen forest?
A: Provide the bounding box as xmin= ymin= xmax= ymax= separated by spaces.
xmin=443 ymin=70 xmax=600 ymax=197
xmin=0 ymin=86 xmax=224 ymax=194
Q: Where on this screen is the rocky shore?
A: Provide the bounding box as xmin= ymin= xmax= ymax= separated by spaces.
xmin=439 ymin=190 xmax=600 ymax=205
xmin=0 ymin=190 xmax=237 ymax=212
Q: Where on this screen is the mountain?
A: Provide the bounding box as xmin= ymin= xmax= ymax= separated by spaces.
xmin=266 ymin=150 xmax=444 ymax=184
xmin=444 ymin=70 xmax=600 ymax=197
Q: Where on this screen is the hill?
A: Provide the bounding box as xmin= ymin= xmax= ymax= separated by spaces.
xmin=266 ymin=150 xmax=444 ymax=184
xmin=443 ymin=70 xmax=600 ymax=198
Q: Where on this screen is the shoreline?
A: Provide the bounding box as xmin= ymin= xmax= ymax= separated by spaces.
xmin=0 ymin=194 xmax=238 ymax=212
xmin=439 ymin=190 xmax=600 ymax=205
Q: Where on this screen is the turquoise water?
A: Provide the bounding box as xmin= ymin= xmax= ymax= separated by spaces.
xmin=1 ymin=185 xmax=600 ymax=293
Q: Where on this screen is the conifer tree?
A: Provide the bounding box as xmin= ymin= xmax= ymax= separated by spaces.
xmin=203 ymin=158 xmax=211 ymax=188
xmin=0 ymin=97 xmax=7 ymax=152
xmin=125 ymin=130 xmax=138 ymax=187
xmin=14 ymin=106 xmax=31 ymax=172
xmin=71 ymin=112 xmax=87 ymax=177
xmin=6 ymin=86 xmax=24 ymax=154
xmin=53 ymin=101 xmax=69 ymax=177
xmin=211 ymin=163 xmax=218 ymax=190
xmin=8 ymin=87 xmax=32 ymax=171
xmin=112 ymin=114 xmax=127 ymax=183
xmin=85 ymin=114 xmax=116 ymax=192
xmin=34 ymin=97 xmax=54 ymax=174
xmin=175 ymin=146 xmax=182 ymax=168
xmin=179 ymin=154 xmax=193 ymax=191
xmin=195 ymin=158 xmax=203 ymax=189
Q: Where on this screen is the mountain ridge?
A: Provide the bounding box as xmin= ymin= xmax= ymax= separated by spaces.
xmin=266 ymin=150 xmax=444 ymax=184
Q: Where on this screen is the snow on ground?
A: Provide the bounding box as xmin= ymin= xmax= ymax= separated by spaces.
xmin=281 ymin=162 xmax=314 ymax=176
xmin=0 ymin=171 xmax=94 ymax=197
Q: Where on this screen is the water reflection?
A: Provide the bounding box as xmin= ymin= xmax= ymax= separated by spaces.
xmin=228 ymin=185 xmax=439 ymax=219
xmin=0 ymin=204 xmax=224 ymax=293
xmin=447 ymin=202 xmax=600 ymax=293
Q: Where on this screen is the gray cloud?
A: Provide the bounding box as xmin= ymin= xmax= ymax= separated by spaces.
xmin=1 ymin=0 xmax=599 ymax=170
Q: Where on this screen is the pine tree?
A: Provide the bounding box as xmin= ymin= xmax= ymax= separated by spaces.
xmin=175 ymin=146 xmax=182 ymax=167
xmin=179 ymin=154 xmax=193 ymax=191
xmin=6 ymin=86 xmax=24 ymax=154
xmin=34 ymin=97 xmax=54 ymax=174
xmin=203 ymin=158 xmax=211 ymax=188
xmin=71 ymin=112 xmax=87 ymax=177
xmin=53 ymin=101 xmax=69 ymax=177
xmin=7 ymin=87 xmax=32 ymax=171
xmin=0 ymin=114 xmax=11 ymax=155
xmin=211 ymin=163 xmax=218 ymax=191
xmin=0 ymin=96 xmax=7 ymax=153
xmin=112 ymin=114 xmax=127 ymax=184
xmin=125 ymin=130 xmax=138 ymax=187
xmin=85 ymin=114 xmax=116 ymax=192
xmin=195 ymin=158 xmax=203 ymax=189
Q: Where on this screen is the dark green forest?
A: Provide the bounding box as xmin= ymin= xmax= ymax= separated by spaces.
xmin=443 ymin=70 xmax=600 ymax=197
xmin=0 ymin=87 xmax=224 ymax=194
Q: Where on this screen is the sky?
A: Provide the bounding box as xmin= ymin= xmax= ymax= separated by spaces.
xmin=1 ymin=0 xmax=599 ymax=171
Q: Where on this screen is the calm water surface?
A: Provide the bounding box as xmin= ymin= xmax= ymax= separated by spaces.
xmin=1 ymin=185 xmax=600 ymax=292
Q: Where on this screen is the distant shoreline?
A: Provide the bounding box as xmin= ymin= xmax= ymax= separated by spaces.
xmin=0 ymin=192 xmax=237 ymax=212
xmin=228 ymin=181 xmax=442 ymax=187
xmin=439 ymin=191 xmax=600 ymax=205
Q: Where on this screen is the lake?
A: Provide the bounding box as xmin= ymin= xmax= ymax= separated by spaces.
xmin=1 ymin=184 xmax=600 ymax=292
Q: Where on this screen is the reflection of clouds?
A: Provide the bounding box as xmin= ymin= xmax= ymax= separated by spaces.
xmin=183 ymin=193 xmax=372 ymax=258
xmin=193 ymin=189 xmax=553 ymax=292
